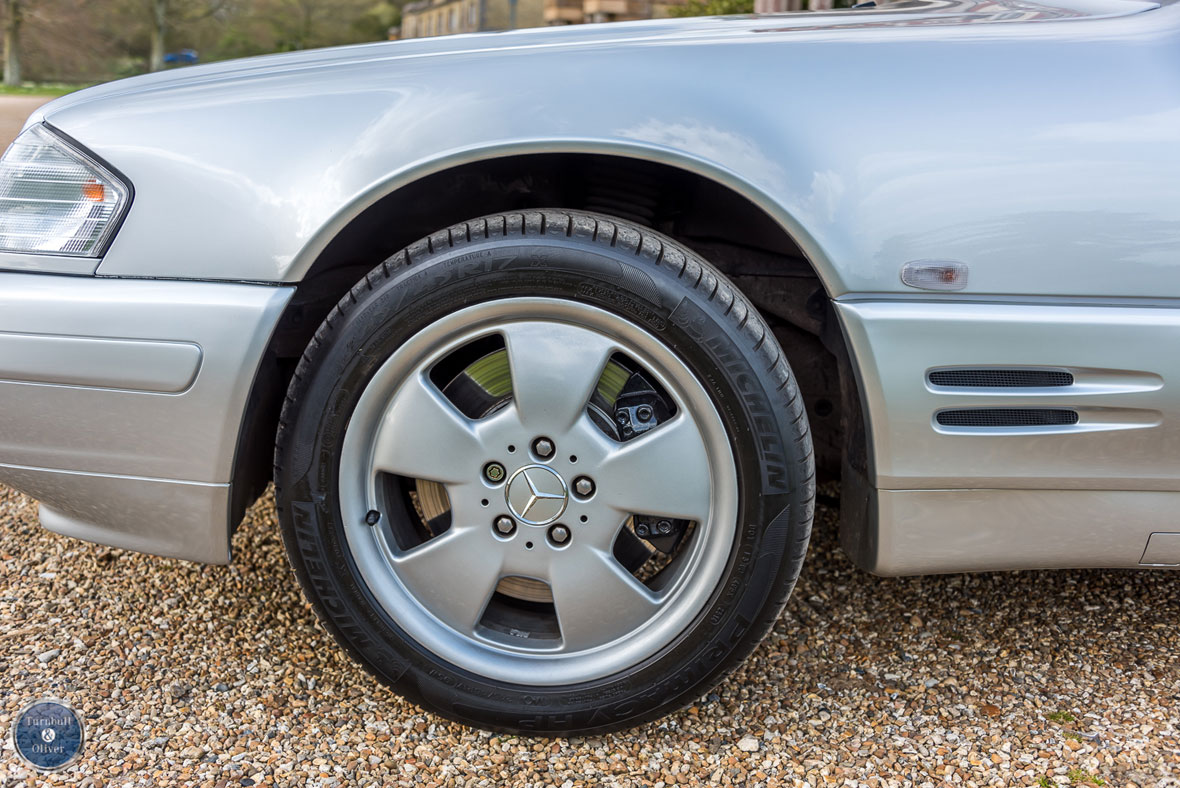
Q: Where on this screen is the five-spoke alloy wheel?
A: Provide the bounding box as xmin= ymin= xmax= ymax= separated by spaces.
xmin=338 ymin=298 xmax=738 ymax=685
xmin=276 ymin=211 xmax=814 ymax=734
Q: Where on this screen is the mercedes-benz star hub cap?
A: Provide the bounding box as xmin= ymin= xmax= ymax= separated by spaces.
xmin=505 ymin=464 xmax=568 ymax=525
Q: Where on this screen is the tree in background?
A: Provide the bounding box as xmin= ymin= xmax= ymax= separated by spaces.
xmin=245 ymin=0 xmax=398 ymax=52
xmin=182 ymin=0 xmax=400 ymax=61
xmin=1 ymin=1 xmax=124 ymax=85
xmin=2 ymin=0 xmax=406 ymax=83
xmin=667 ymin=0 xmax=753 ymax=15
xmin=353 ymin=1 xmax=400 ymax=40
xmin=2 ymin=0 xmax=25 ymax=86
xmin=138 ymin=0 xmax=239 ymax=72
xmin=149 ymin=0 xmax=165 ymax=70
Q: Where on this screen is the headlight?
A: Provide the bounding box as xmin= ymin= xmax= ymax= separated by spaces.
xmin=0 ymin=124 xmax=130 ymax=257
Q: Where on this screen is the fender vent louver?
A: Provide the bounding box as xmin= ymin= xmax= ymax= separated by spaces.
xmin=928 ymin=369 xmax=1074 ymax=388
xmin=936 ymin=408 xmax=1079 ymax=428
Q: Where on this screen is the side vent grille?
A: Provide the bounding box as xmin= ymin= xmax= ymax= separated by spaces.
xmin=928 ymin=369 xmax=1074 ymax=388
xmin=936 ymin=408 xmax=1079 ymax=428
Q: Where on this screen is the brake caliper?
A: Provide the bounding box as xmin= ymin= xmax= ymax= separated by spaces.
xmin=613 ymin=371 xmax=673 ymax=440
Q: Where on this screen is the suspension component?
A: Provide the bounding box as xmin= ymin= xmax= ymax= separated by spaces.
xmin=632 ymin=516 xmax=688 ymax=554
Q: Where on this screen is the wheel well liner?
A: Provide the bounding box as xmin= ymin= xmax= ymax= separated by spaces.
xmin=229 ymin=152 xmax=870 ymax=555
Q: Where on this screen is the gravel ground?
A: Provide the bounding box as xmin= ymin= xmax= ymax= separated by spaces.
xmin=1 ymin=481 xmax=1178 ymax=787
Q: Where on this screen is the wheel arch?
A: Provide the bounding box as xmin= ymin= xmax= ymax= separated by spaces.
xmin=229 ymin=147 xmax=873 ymax=560
xmin=285 ymin=139 xmax=840 ymax=291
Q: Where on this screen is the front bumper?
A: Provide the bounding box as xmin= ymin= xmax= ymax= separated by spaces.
xmin=0 ymin=272 xmax=292 ymax=563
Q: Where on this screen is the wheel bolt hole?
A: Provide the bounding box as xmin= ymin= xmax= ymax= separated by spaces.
xmin=481 ymin=499 xmax=489 ymax=507
xmin=579 ymin=515 xmax=588 ymax=523
xmin=525 ymin=541 xmax=534 ymax=550
xmin=569 ymin=455 xmax=578 ymax=463
xmin=507 ymin=444 xmax=516 ymax=453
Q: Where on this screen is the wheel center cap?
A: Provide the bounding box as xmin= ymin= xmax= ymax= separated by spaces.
xmin=505 ymin=464 xmax=568 ymax=526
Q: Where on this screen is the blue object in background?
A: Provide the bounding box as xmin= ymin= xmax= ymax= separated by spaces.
xmin=163 ymin=49 xmax=199 ymax=65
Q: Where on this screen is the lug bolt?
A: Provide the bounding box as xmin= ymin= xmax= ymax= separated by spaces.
xmin=636 ymin=405 xmax=654 ymax=423
xmin=657 ymin=519 xmax=673 ymax=534
xmin=484 ymin=462 xmax=506 ymax=483
xmin=533 ymin=437 xmax=554 ymax=458
xmin=494 ymin=515 xmax=516 ymax=536
xmin=549 ymin=524 xmax=571 ymax=545
xmin=574 ymin=477 xmax=595 ymax=497
xmin=365 ymin=510 xmax=381 ymax=526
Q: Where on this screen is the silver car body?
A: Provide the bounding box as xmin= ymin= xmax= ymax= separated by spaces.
xmin=1 ymin=0 xmax=1178 ymax=571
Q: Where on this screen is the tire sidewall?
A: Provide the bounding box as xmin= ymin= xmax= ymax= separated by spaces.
xmin=278 ymin=220 xmax=811 ymax=734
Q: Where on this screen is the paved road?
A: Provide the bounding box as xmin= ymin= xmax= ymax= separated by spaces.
xmin=0 ymin=95 xmax=53 ymax=147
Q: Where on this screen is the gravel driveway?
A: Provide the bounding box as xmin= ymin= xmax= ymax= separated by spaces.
xmin=0 ymin=95 xmax=1178 ymax=787
xmin=2 ymin=483 xmax=1177 ymax=786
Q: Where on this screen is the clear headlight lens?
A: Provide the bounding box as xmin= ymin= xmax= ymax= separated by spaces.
xmin=0 ymin=124 xmax=129 ymax=257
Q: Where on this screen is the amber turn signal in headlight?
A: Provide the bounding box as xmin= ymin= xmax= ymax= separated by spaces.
xmin=0 ymin=124 xmax=129 ymax=257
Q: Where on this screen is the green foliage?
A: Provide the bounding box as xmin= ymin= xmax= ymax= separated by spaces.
xmin=1046 ymin=710 xmax=1076 ymax=723
xmin=352 ymin=1 xmax=401 ymax=39
xmin=1067 ymin=768 xmax=1105 ymax=786
xmin=0 ymin=82 xmax=84 ymax=96
xmin=213 ymin=25 xmax=274 ymax=61
xmin=1037 ymin=778 xmax=1053 ymax=788
xmin=667 ymin=0 xmax=754 ymax=18
xmin=3 ymin=0 xmax=405 ymax=82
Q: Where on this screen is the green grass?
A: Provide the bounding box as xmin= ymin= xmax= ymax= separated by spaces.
xmin=1037 ymin=777 xmax=1053 ymax=788
xmin=0 ymin=83 xmax=88 ymax=97
xmin=1067 ymin=768 xmax=1105 ymax=785
xmin=1047 ymin=710 xmax=1077 ymax=723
